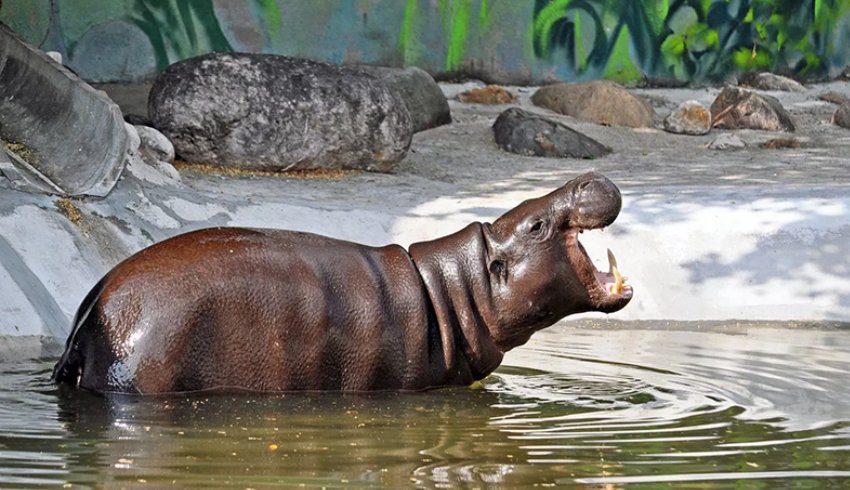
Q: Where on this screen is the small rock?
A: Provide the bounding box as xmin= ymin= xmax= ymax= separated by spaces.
xmin=492 ymin=107 xmax=610 ymax=159
xmin=710 ymin=86 xmax=795 ymax=132
xmin=125 ymin=152 xmax=181 ymax=185
xmin=663 ymin=100 xmax=711 ymax=135
xmin=136 ymin=125 xmax=175 ymax=162
xmin=152 ymin=159 xmax=181 ymax=181
xmin=636 ymin=76 xmax=690 ymax=89
xmin=124 ymin=123 xmax=141 ymax=155
xmin=834 ymin=103 xmax=850 ymax=129
xmin=45 ymin=51 xmax=62 ymax=64
xmin=149 ymin=53 xmax=412 ymax=172
xmin=818 ymin=92 xmax=850 ymax=105
xmin=458 ymin=85 xmax=516 ymax=104
xmin=738 ymin=72 xmax=805 ymax=92
xmin=708 ymin=133 xmax=746 ymax=150
xmin=531 ymin=80 xmax=657 ymax=128
xmin=355 ymin=65 xmax=450 ymax=132
xmin=760 ymin=138 xmax=801 ymax=149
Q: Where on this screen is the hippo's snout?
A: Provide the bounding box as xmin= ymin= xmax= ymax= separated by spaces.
xmin=568 ymin=172 xmax=622 ymax=230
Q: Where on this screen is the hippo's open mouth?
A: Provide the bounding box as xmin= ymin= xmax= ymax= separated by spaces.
xmin=566 ymin=230 xmax=633 ymax=312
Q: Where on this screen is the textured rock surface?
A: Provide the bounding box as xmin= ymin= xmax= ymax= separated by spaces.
xmin=835 ymin=103 xmax=850 ymax=129
xmin=149 ymin=53 xmax=413 ymax=172
xmin=708 ymin=133 xmax=746 ymax=150
xmin=818 ymin=92 xmax=850 ymax=105
xmin=0 ymin=23 xmax=128 ymax=196
xmin=458 ymin=85 xmax=516 ymax=104
xmin=135 ymin=125 xmax=175 ymax=162
xmin=531 ymin=80 xmax=657 ymax=128
xmin=355 ymin=65 xmax=450 ymax=133
xmin=663 ymin=100 xmax=711 ymax=135
xmin=739 ymin=72 xmax=805 ymax=92
xmin=492 ymin=107 xmax=609 ymax=159
xmin=710 ymin=87 xmax=796 ymax=132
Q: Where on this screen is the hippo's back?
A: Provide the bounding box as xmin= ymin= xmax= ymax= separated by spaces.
xmin=53 ymin=228 xmax=434 ymax=393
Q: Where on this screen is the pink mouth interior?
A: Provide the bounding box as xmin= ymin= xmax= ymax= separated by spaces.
xmin=568 ymin=231 xmax=633 ymax=301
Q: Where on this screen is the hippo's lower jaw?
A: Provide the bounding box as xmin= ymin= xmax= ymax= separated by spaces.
xmin=567 ymin=230 xmax=633 ymax=313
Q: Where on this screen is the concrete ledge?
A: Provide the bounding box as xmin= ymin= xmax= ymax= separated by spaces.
xmin=0 ymin=22 xmax=127 ymax=196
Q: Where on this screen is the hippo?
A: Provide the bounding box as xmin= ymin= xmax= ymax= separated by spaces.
xmin=53 ymin=172 xmax=632 ymax=393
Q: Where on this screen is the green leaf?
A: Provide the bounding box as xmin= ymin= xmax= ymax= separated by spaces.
xmin=398 ymin=0 xmax=418 ymax=64
xmin=445 ymin=0 xmax=472 ymax=71
xmin=574 ymin=10 xmax=587 ymax=72
xmin=687 ymin=24 xmax=718 ymax=52
xmin=743 ymin=8 xmax=754 ymax=23
xmin=755 ymin=21 xmax=768 ymax=41
xmin=603 ymin=24 xmax=642 ymax=83
xmin=533 ymin=0 xmax=572 ymax=56
xmin=703 ymin=28 xmax=719 ymax=48
xmin=668 ymin=6 xmax=698 ymax=34
xmin=478 ymin=0 xmax=491 ymax=28
xmin=685 ymin=22 xmax=707 ymax=37
xmin=646 ymin=0 xmax=669 ymax=35
xmin=661 ymin=33 xmax=685 ymax=56
xmin=776 ymin=29 xmax=786 ymax=48
xmin=732 ymin=47 xmax=752 ymax=68
xmin=255 ymin=0 xmax=282 ymax=43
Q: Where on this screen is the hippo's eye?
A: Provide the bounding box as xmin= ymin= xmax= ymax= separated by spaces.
xmin=529 ymin=219 xmax=546 ymax=237
xmin=489 ymin=259 xmax=506 ymax=279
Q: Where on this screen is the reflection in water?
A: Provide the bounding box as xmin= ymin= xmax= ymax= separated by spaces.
xmin=1 ymin=322 xmax=849 ymax=488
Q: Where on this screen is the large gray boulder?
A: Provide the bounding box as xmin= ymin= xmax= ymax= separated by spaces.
xmin=355 ymin=65 xmax=450 ymax=133
xmin=148 ymin=53 xmax=413 ymax=172
xmin=492 ymin=108 xmax=609 ymax=159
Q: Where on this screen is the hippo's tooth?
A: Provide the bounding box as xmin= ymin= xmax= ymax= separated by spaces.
xmin=607 ymin=248 xmax=627 ymax=294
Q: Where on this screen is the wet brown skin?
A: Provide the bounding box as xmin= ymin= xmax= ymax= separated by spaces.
xmin=53 ymin=172 xmax=632 ymax=394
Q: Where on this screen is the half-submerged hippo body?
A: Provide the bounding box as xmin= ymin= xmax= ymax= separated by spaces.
xmin=53 ymin=172 xmax=632 ymax=394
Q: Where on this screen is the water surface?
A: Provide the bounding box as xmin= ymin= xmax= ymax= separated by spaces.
xmin=1 ymin=321 xmax=849 ymax=488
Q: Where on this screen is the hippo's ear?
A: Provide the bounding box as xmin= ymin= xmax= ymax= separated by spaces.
xmin=488 ymin=258 xmax=507 ymax=280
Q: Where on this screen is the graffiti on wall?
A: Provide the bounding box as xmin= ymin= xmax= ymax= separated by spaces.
xmin=533 ymin=0 xmax=850 ymax=82
xmin=1 ymin=0 xmax=849 ymax=83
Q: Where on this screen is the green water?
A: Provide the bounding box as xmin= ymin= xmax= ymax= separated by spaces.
xmin=1 ymin=322 xmax=849 ymax=488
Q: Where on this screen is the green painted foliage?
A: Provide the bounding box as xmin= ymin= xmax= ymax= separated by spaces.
xmin=128 ymin=0 xmax=234 ymax=70
xmin=533 ymin=0 xmax=850 ymax=82
xmin=400 ymin=0 xmax=494 ymax=72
